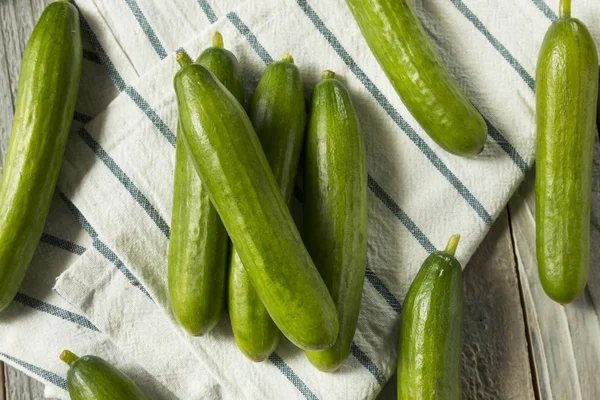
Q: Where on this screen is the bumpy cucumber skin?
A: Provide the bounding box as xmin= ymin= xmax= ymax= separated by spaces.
xmin=397 ymin=251 xmax=463 ymax=400
xmin=229 ymin=251 xmax=280 ymax=361
xmin=536 ymin=15 xmax=598 ymax=304
xmin=174 ymin=64 xmax=338 ymax=351
xmin=304 ymin=76 xmax=367 ymax=372
xmin=168 ymin=45 xmax=244 ymax=336
xmin=345 ymin=0 xmax=487 ymax=156
xmin=168 ymin=127 xmax=230 ymax=335
xmin=0 ymin=1 xmax=82 ymax=312
xmin=229 ymin=59 xmax=305 ymax=361
xmin=196 ymin=46 xmax=245 ymax=104
xmin=66 ymin=356 xmax=148 ymax=400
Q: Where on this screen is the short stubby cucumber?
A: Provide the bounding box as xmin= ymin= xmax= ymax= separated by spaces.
xmin=60 ymin=350 xmax=148 ymax=400
xmin=229 ymin=53 xmax=306 ymax=361
xmin=174 ymin=52 xmax=338 ymax=351
xmin=345 ymin=0 xmax=487 ymax=156
xmin=304 ymin=71 xmax=368 ymax=372
xmin=0 ymin=0 xmax=82 ymax=312
xmin=536 ymin=0 xmax=598 ymax=304
xmin=397 ymin=235 xmax=464 ymax=400
xmin=168 ymin=33 xmax=243 ymax=336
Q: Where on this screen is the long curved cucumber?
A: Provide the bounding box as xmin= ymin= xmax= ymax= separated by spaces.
xmin=168 ymin=33 xmax=243 ymax=335
xmin=174 ymin=52 xmax=338 ymax=351
xmin=345 ymin=0 xmax=487 ymax=156
xmin=60 ymin=350 xmax=148 ymax=400
xmin=304 ymin=71 xmax=368 ymax=372
xmin=0 ymin=0 xmax=82 ymax=312
xmin=535 ymin=0 xmax=598 ymax=304
xmin=229 ymin=54 xmax=305 ymax=361
xmin=397 ymin=235 xmax=463 ymax=400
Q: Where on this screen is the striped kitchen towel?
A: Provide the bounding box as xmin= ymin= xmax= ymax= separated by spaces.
xmin=2 ymin=0 xmax=599 ymax=399
xmin=0 ymin=0 xmax=236 ymax=399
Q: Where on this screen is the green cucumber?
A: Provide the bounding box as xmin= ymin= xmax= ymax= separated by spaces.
xmin=60 ymin=350 xmax=148 ymax=400
xmin=0 ymin=0 xmax=82 ymax=312
xmin=535 ymin=0 xmax=598 ymax=304
xmin=397 ymin=235 xmax=464 ymax=400
xmin=174 ymin=51 xmax=338 ymax=351
xmin=344 ymin=0 xmax=487 ymax=156
xmin=196 ymin=32 xmax=244 ymax=104
xmin=304 ymin=71 xmax=368 ymax=372
xmin=229 ymin=53 xmax=305 ymax=361
xmin=168 ymin=32 xmax=243 ymax=335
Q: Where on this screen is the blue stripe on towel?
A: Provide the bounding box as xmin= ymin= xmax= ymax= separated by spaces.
xmin=78 ymin=128 xmax=171 ymax=239
xmin=450 ymin=0 xmax=535 ymax=90
xmin=40 ymin=233 xmax=87 ymax=255
xmin=227 ymin=13 xmax=274 ymax=65
xmin=295 ymin=0 xmax=494 ymax=226
xmin=123 ymin=0 xmax=167 ymax=59
xmin=350 ymin=343 xmax=386 ymax=385
xmin=197 ymin=0 xmax=218 ymax=23
xmin=0 ymin=353 xmax=67 ymax=390
xmin=530 ymin=0 xmax=558 ymax=21
xmin=13 ymin=293 xmax=99 ymax=332
xmin=58 ymin=192 xmax=152 ymax=299
xmin=268 ymin=353 xmax=320 ymax=400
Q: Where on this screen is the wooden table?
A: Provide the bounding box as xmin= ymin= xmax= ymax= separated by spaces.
xmin=1 ymin=1 xmax=598 ymax=398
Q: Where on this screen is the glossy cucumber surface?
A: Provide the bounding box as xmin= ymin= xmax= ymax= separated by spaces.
xmin=0 ymin=0 xmax=82 ymax=312
xmin=174 ymin=53 xmax=338 ymax=351
xmin=345 ymin=0 xmax=487 ymax=156
xmin=304 ymin=71 xmax=368 ymax=372
xmin=168 ymin=33 xmax=243 ymax=335
xmin=535 ymin=0 xmax=598 ymax=304
xmin=228 ymin=54 xmax=305 ymax=361
xmin=61 ymin=350 xmax=148 ymax=400
xmin=397 ymin=236 xmax=463 ymax=400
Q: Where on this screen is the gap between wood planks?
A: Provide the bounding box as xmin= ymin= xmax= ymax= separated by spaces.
xmin=506 ymin=206 xmax=542 ymax=400
xmin=1 ymin=361 xmax=6 ymax=400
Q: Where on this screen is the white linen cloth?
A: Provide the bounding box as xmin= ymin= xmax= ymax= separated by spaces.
xmin=0 ymin=0 xmax=598 ymax=399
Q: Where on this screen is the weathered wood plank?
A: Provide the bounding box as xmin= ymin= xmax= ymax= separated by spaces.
xmin=4 ymin=367 xmax=44 ymax=400
xmin=0 ymin=0 xmax=17 ymax=171
xmin=462 ymin=210 xmax=535 ymax=399
xmin=0 ymin=1 xmax=56 ymax=398
xmin=1 ymin=362 xmax=6 ymax=400
xmin=378 ymin=209 xmax=535 ymax=399
xmin=507 ymin=133 xmax=600 ymax=399
xmin=0 ymin=0 xmax=53 ymax=171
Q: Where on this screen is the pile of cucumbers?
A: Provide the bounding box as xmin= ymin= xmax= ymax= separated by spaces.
xmin=0 ymin=0 xmax=597 ymax=398
xmin=172 ymin=38 xmax=366 ymax=363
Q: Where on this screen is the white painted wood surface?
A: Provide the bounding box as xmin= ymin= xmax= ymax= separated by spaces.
xmin=0 ymin=1 xmax=598 ymax=399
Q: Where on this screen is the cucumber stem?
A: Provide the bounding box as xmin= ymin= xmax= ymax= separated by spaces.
xmin=176 ymin=51 xmax=193 ymax=68
xmin=60 ymin=350 xmax=79 ymax=367
xmin=444 ymin=234 xmax=460 ymax=256
xmin=212 ymin=32 xmax=224 ymax=48
xmin=322 ymin=70 xmax=336 ymax=80
xmin=559 ymin=0 xmax=571 ymax=17
xmin=282 ymin=53 xmax=294 ymax=63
